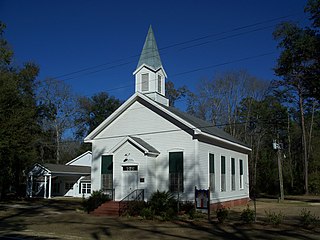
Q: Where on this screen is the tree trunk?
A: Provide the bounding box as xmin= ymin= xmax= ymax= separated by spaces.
xmin=55 ymin=120 xmax=60 ymax=164
xmin=287 ymin=110 xmax=294 ymax=189
xmin=298 ymin=88 xmax=308 ymax=195
xmin=307 ymin=101 xmax=316 ymax=160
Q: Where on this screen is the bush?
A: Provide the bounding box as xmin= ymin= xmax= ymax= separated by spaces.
xmin=180 ymin=201 xmax=196 ymax=219
xmin=82 ymin=190 xmax=110 ymax=213
xmin=148 ymin=190 xmax=178 ymax=219
xmin=264 ymin=210 xmax=285 ymax=226
xmin=241 ymin=205 xmax=255 ymax=223
xmin=300 ymin=208 xmax=319 ymax=228
xmin=126 ymin=201 xmax=147 ymax=217
xmin=141 ymin=207 xmax=154 ymax=220
xmin=216 ymin=206 xmax=229 ymax=223
xmin=162 ymin=207 xmax=177 ymax=221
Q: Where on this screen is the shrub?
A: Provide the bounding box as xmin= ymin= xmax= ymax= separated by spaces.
xmin=300 ymin=208 xmax=319 ymax=228
xmin=141 ymin=207 xmax=154 ymax=220
xmin=180 ymin=201 xmax=196 ymax=219
xmin=188 ymin=208 xmax=196 ymax=219
xmin=241 ymin=205 xmax=255 ymax=223
xmin=126 ymin=201 xmax=147 ymax=217
xmin=216 ymin=206 xmax=229 ymax=223
xmin=83 ymin=190 xmax=110 ymax=213
xmin=162 ymin=207 xmax=177 ymax=221
xmin=264 ymin=210 xmax=285 ymax=226
xmin=148 ymin=190 xmax=178 ymax=219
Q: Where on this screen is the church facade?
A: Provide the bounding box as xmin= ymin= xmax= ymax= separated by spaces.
xmin=84 ymin=26 xmax=251 ymax=205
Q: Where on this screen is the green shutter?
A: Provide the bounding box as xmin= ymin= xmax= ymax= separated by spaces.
xmin=231 ymin=158 xmax=235 ymax=175
xmin=209 ymin=154 xmax=214 ymax=173
xmin=221 ymin=156 xmax=226 ymax=174
xmin=169 ymin=152 xmax=183 ymax=173
xmin=240 ymin=159 xmax=243 ymax=175
xmin=101 ymin=155 xmax=113 ymax=174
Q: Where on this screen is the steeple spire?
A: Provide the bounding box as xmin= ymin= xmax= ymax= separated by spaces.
xmin=133 ymin=26 xmax=169 ymax=106
xmin=137 ymin=25 xmax=163 ymax=70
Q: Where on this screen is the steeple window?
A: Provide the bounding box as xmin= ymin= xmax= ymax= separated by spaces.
xmin=141 ymin=73 xmax=149 ymax=91
xmin=158 ymin=75 xmax=162 ymax=93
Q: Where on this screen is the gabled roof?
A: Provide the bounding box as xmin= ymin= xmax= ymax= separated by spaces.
xmin=164 ymin=105 xmax=247 ymax=147
xmin=65 ymin=151 xmax=92 ymax=165
xmin=110 ymin=136 xmax=160 ymax=156
xmin=130 ymin=136 xmax=160 ymax=155
xmin=136 ymin=25 xmax=163 ymax=71
xmin=84 ymin=92 xmax=251 ymax=152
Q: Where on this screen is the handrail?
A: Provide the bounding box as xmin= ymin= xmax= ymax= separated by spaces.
xmin=119 ymin=189 xmax=144 ymax=216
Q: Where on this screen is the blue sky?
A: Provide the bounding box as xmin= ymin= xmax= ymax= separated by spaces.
xmin=1 ymin=0 xmax=308 ymax=110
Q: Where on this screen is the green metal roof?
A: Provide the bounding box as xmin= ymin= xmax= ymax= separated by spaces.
xmin=137 ymin=25 xmax=163 ymax=70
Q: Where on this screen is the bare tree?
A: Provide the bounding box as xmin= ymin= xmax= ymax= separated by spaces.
xmin=187 ymin=70 xmax=268 ymax=138
xmin=37 ymin=78 xmax=77 ymax=164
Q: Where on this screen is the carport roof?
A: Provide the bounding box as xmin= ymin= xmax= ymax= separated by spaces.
xmin=43 ymin=163 xmax=91 ymax=175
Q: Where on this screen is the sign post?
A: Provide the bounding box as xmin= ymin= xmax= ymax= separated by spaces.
xmin=195 ymin=186 xmax=210 ymax=221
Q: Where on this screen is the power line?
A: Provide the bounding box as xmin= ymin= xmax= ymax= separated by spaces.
xmin=88 ymin=114 xmax=288 ymax=142
xmin=52 ymin=13 xmax=302 ymax=82
xmin=57 ymin=50 xmax=275 ymax=97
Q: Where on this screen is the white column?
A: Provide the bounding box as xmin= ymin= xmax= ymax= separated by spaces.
xmin=48 ymin=175 xmax=52 ymax=198
xmin=44 ymin=175 xmax=47 ymax=199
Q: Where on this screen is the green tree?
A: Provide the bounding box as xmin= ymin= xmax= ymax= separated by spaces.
xmin=0 ymin=22 xmax=40 ymax=198
xmin=165 ymin=80 xmax=188 ymax=107
xmin=237 ymin=96 xmax=288 ymax=196
xmin=303 ymin=0 xmax=320 ymax=100
xmin=273 ymin=0 xmax=320 ymax=194
xmin=75 ymin=92 xmax=122 ymax=139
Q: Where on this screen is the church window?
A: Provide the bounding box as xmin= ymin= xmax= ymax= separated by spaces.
xmin=209 ymin=153 xmax=215 ymax=191
xmin=169 ymin=152 xmax=183 ymax=192
xmin=221 ymin=156 xmax=226 ymax=192
xmin=101 ymin=155 xmax=113 ymax=192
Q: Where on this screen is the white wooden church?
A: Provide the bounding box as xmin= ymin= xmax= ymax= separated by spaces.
xmin=84 ymin=26 xmax=251 ymax=207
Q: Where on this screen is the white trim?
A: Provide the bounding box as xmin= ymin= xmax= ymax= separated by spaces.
xmin=65 ymin=151 xmax=92 ymax=165
xmin=84 ymin=93 xmax=139 ymax=142
xmin=196 ymin=132 xmax=251 ymax=152
xmin=109 ymin=136 xmax=159 ymax=156
xmin=34 ymin=163 xmax=51 ymax=174
xmin=84 ymin=92 xmax=251 ymax=152
xmin=133 ymin=63 xmax=167 ymax=78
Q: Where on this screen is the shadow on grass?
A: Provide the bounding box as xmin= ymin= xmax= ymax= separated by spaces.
xmin=1 ymin=198 xmax=319 ymax=240
xmin=0 ymin=233 xmax=60 ymax=239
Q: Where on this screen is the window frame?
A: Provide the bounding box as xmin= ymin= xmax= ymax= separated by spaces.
xmin=81 ymin=182 xmax=91 ymax=194
xmin=158 ymin=75 xmax=162 ymax=93
xmin=221 ymin=156 xmax=226 ymax=192
xmin=141 ymin=73 xmax=149 ymax=91
xmin=209 ymin=153 xmax=215 ymax=191
xmin=231 ymin=158 xmax=235 ymax=191
xmin=169 ymin=151 xmax=184 ymax=192
xmin=239 ymin=159 xmax=244 ymax=189
xmin=101 ymin=155 xmax=113 ymax=191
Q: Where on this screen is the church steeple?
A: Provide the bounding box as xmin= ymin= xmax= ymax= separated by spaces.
xmin=133 ymin=26 xmax=169 ymax=106
xmin=137 ymin=26 xmax=163 ymax=70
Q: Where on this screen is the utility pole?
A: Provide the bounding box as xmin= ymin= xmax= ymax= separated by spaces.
xmin=273 ymin=140 xmax=284 ymax=201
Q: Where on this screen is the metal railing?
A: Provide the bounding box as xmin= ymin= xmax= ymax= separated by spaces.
xmin=119 ymin=189 xmax=144 ymax=216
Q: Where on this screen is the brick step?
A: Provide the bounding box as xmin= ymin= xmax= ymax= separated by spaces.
xmin=91 ymin=201 xmax=120 ymax=216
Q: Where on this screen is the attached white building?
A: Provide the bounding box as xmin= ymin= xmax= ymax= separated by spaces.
xmin=84 ymin=26 xmax=251 ymax=207
xmin=27 ymin=151 xmax=92 ymax=198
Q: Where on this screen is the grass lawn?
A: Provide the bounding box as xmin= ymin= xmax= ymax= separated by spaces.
xmin=0 ymin=197 xmax=319 ymax=239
